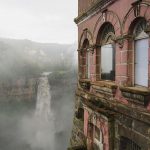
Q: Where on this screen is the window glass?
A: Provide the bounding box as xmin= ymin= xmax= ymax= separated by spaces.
xmin=101 ymin=44 xmax=115 ymax=80
xmin=134 ymin=18 xmax=148 ymax=87
xmin=82 ymin=39 xmax=90 ymax=79
xmin=87 ymin=51 xmax=90 ymax=78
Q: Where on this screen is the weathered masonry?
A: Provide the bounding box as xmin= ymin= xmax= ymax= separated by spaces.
xmin=69 ymin=0 xmax=150 ymax=150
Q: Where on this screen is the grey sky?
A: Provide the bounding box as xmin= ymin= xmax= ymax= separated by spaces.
xmin=0 ymin=0 xmax=78 ymax=44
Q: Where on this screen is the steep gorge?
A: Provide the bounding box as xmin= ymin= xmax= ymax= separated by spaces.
xmin=0 ymin=38 xmax=77 ymax=150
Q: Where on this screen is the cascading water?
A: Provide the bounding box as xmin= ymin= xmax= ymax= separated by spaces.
xmin=19 ymin=73 xmax=55 ymax=150
xmin=35 ymin=76 xmax=52 ymax=121
xmin=30 ymin=73 xmax=55 ymax=150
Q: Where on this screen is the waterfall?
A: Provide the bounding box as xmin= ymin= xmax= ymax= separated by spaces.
xmin=30 ymin=74 xmax=55 ymax=150
xmin=35 ymin=76 xmax=52 ymax=121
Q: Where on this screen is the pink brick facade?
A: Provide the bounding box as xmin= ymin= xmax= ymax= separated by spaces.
xmin=78 ymin=0 xmax=150 ymax=87
xmin=69 ymin=1 xmax=150 ymax=150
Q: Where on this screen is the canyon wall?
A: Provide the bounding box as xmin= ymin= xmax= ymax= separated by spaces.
xmin=0 ymin=77 xmax=38 ymax=102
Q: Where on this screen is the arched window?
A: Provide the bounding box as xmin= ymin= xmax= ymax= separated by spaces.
xmin=134 ymin=19 xmax=147 ymax=37
xmin=99 ymin=23 xmax=115 ymax=80
xmin=82 ymin=39 xmax=90 ymax=79
xmin=134 ymin=18 xmax=149 ymax=87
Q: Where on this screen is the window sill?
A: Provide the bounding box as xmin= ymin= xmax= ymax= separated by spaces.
xmin=91 ymin=80 xmax=117 ymax=97
xmin=120 ymin=86 xmax=150 ymax=96
xmin=119 ymin=86 xmax=150 ymax=107
xmin=79 ymin=78 xmax=91 ymax=83
xmin=91 ymin=80 xmax=117 ymax=89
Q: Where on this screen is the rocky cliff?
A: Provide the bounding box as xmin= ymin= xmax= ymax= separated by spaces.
xmin=0 ymin=77 xmax=38 ymax=102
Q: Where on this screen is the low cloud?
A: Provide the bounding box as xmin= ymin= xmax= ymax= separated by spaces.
xmin=0 ymin=0 xmax=77 ymax=44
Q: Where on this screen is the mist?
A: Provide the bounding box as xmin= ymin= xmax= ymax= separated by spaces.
xmin=0 ymin=38 xmax=77 ymax=150
xmin=0 ymin=0 xmax=77 ymax=149
xmin=0 ymin=0 xmax=77 ymax=43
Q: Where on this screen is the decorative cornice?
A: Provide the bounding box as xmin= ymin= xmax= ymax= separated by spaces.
xmin=93 ymin=44 xmax=101 ymax=49
xmin=114 ymin=34 xmax=134 ymax=48
xmin=74 ymin=0 xmax=117 ymax=24
xmin=78 ymin=44 xmax=101 ymax=55
xmin=78 ymin=34 xmax=134 ymax=50
xmin=115 ymin=34 xmax=134 ymax=41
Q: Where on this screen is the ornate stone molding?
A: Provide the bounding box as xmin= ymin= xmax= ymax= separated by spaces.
xmin=77 ymin=48 xmax=84 ymax=56
xmin=78 ymin=44 xmax=101 ymax=55
xmin=93 ymin=44 xmax=101 ymax=49
xmin=114 ymin=34 xmax=134 ymax=48
xmin=75 ymin=0 xmax=116 ymax=24
xmin=131 ymin=0 xmax=142 ymax=17
xmin=93 ymin=10 xmax=122 ymax=44
xmin=123 ymin=1 xmax=150 ymax=34
xmin=145 ymin=27 xmax=150 ymax=36
xmin=79 ymin=29 xmax=93 ymax=49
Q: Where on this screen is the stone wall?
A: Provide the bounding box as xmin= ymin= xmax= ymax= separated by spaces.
xmin=70 ymin=83 xmax=150 ymax=149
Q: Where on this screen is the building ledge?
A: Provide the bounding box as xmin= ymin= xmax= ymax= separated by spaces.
xmin=120 ymin=86 xmax=150 ymax=107
xmin=68 ymin=146 xmax=87 ymax=150
xmin=78 ymin=79 xmax=150 ymax=107
xmin=75 ymin=0 xmax=116 ymax=24
xmin=76 ymin=88 xmax=150 ymax=124
xmin=120 ymin=86 xmax=150 ymax=96
xmin=79 ymin=79 xmax=91 ymax=83
xmin=91 ymin=80 xmax=117 ymax=89
xmin=91 ymin=80 xmax=117 ymax=98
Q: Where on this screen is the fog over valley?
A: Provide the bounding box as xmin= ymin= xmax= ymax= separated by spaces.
xmin=0 ymin=38 xmax=77 ymax=81
xmin=0 ymin=38 xmax=77 ymax=150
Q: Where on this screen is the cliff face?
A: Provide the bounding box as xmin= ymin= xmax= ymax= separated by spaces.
xmin=0 ymin=78 xmax=38 ymax=102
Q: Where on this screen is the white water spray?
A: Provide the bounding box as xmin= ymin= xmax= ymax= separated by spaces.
xmin=35 ymin=76 xmax=52 ymax=121
xmin=24 ymin=74 xmax=55 ymax=150
xmin=31 ymin=74 xmax=54 ymax=149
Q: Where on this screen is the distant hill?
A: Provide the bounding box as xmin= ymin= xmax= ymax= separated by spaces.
xmin=0 ymin=38 xmax=77 ymax=82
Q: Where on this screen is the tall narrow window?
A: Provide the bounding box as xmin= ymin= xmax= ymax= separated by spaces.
xmin=134 ymin=19 xmax=148 ymax=87
xmin=87 ymin=50 xmax=90 ymax=79
xmin=82 ymin=39 xmax=90 ymax=79
xmin=100 ymin=23 xmax=115 ymax=80
xmin=101 ymin=44 xmax=115 ymax=80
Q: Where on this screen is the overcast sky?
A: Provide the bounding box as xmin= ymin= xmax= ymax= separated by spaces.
xmin=0 ymin=0 xmax=78 ymax=44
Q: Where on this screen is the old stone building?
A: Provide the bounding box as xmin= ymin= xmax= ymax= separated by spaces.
xmin=69 ymin=0 xmax=150 ymax=150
